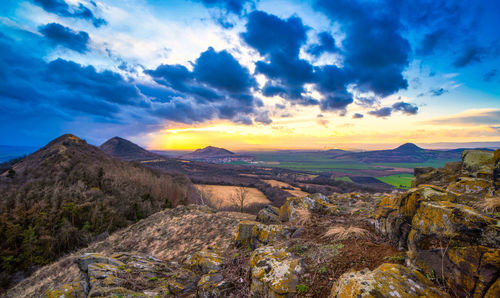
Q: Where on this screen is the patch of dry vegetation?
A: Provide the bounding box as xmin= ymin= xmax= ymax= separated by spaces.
xmin=476 ymin=197 xmax=500 ymax=214
xmin=322 ymin=226 xmax=373 ymax=241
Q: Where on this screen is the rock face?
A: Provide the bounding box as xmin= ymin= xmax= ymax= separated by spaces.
xmin=249 ymin=245 xmax=303 ymax=297
xmin=279 ymin=193 xmax=337 ymax=222
xmin=376 ymin=149 xmax=500 ymax=297
xmin=256 ymin=205 xmax=280 ymax=224
xmin=44 ymin=250 xmax=226 ymax=297
xmin=330 ymin=263 xmax=449 ymax=298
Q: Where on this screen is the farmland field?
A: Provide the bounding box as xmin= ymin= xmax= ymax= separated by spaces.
xmin=376 ymin=174 xmax=414 ymax=189
xmin=195 ymin=184 xmax=270 ymax=208
xmin=263 ymin=179 xmax=309 ymax=197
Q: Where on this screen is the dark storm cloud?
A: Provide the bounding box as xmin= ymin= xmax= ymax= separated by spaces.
xmin=39 ymin=23 xmax=89 ymax=53
xmin=195 ymin=0 xmax=253 ymax=14
xmin=368 ymin=107 xmax=392 ymax=118
xmin=352 ymin=113 xmax=364 ymax=119
xmin=32 ymin=0 xmax=106 ymax=27
xmin=483 ymin=69 xmax=498 ymax=82
xmin=241 ymin=7 xmax=413 ymax=114
xmin=145 ymin=47 xmax=260 ymax=123
xmin=315 ymin=0 xmax=410 ymax=96
xmin=307 ymin=31 xmax=337 ymax=57
xmin=392 ymin=102 xmax=418 ymax=115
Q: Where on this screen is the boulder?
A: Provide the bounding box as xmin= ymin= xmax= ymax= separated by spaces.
xmin=256 ymin=205 xmax=280 ymax=224
xmin=249 ymin=245 xmax=303 ymax=297
xmin=185 ymin=249 xmax=224 ymax=274
xmin=197 ymin=273 xmax=230 ymax=298
xmin=43 ymin=281 xmax=87 ymax=298
xmin=461 ymin=150 xmax=494 ymax=178
xmin=412 ymin=162 xmax=462 ymax=188
xmin=279 ymin=193 xmax=336 ymax=222
xmin=76 ymin=253 xmax=124 ymax=273
xmin=234 ymin=220 xmax=295 ymax=249
xmin=446 ymin=177 xmax=490 ymax=196
xmin=329 ymin=263 xmax=449 ymax=297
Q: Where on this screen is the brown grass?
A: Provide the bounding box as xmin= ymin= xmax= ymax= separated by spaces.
xmin=322 ymin=226 xmax=373 ymax=241
xmin=263 ymin=179 xmax=309 ymax=197
xmin=290 ymin=208 xmax=312 ymax=226
xmin=476 ymin=197 xmax=500 ymax=213
xmin=195 ymin=185 xmax=270 ymax=209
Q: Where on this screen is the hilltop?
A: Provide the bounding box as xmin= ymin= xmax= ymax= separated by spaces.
xmin=333 ymin=142 xmax=462 ymax=163
xmin=0 ymin=134 xmax=195 ymax=289
xmin=180 ymin=146 xmax=255 ymax=163
xmin=99 ymin=136 xmax=163 ymax=161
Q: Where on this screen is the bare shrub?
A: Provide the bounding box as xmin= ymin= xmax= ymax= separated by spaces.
xmin=230 ymin=186 xmax=249 ymax=213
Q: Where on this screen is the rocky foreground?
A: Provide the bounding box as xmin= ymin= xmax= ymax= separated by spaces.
xmin=8 ymin=149 xmax=500 ymax=297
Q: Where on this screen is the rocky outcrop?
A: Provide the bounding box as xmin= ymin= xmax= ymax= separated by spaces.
xmin=249 ymin=245 xmax=303 ymax=297
xmin=234 ymin=220 xmax=295 ymax=249
xmin=330 ymin=263 xmax=449 ymax=297
xmin=412 ymin=161 xmax=461 ymax=188
xmin=44 ymin=250 xmax=227 ymax=297
xmin=256 ymin=205 xmax=280 ymax=224
xmin=279 ymin=193 xmax=337 ymax=222
xmin=376 ymin=149 xmax=500 ymax=297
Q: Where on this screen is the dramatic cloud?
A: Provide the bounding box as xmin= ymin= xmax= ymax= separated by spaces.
xmin=352 ymin=113 xmax=364 ymax=119
xmin=195 ymin=0 xmax=253 ymax=14
xmin=32 ymin=0 xmax=106 ymax=27
xmin=483 ymin=69 xmax=498 ymax=82
xmin=307 ymin=31 xmax=337 ymax=57
xmin=368 ymin=107 xmax=392 ymax=118
xmin=145 ymin=47 xmax=260 ymax=123
xmin=39 ymin=23 xmax=89 ymax=53
xmin=315 ymin=0 xmax=410 ymax=96
xmin=392 ymin=102 xmax=418 ymax=115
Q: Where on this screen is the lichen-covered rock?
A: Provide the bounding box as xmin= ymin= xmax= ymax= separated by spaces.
xmin=234 ymin=220 xmax=295 ymax=249
xmin=197 ymin=273 xmax=230 ymax=298
xmin=249 ymin=245 xmax=303 ymax=297
xmin=375 ymin=185 xmax=456 ymax=249
xmin=256 ymin=205 xmax=280 ymax=224
xmin=185 ymin=249 xmax=224 ymax=274
xmin=166 ymin=267 xmax=199 ymax=294
xmin=329 ymin=263 xmax=449 ymax=297
xmin=407 ymin=200 xmax=500 ymax=297
xmin=43 ymin=281 xmax=87 ymax=298
xmin=446 ymin=177 xmax=490 ymax=196
xmin=462 ymin=150 xmax=494 ymax=178
xmin=412 ymin=162 xmax=462 ymax=188
xmin=76 ymin=253 xmax=124 ymax=273
xmin=279 ymin=193 xmax=337 ymax=222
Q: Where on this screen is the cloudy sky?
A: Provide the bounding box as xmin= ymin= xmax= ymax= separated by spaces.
xmin=1 ymin=0 xmax=499 ymax=150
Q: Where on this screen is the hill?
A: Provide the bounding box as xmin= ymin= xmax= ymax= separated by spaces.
xmin=334 ymin=142 xmax=461 ymax=163
xmin=0 ymin=134 xmax=195 ymax=289
xmin=180 ymin=146 xmax=254 ymax=163
xmin=99 ymin=136 xmax=162 ymax=161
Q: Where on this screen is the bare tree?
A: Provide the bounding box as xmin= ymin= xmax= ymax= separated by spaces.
xmin=231 ymin=186 xmax=249 ymax=212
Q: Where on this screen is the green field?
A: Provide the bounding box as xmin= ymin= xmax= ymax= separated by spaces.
xmin=334 ymin=176 xmax=353 ymax=183
xmin=376 ymin=174 xmax=414 ymax=189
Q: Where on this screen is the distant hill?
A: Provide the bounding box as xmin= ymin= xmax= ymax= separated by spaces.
xmin=334 ymin=143 xmax=462 ymax=163
xmin=0 ymin=134 xmax=194 ymax=289
xmin=180 ymin=146 xmax=254 ymax=163
xmin=100 ymin=136 xmax=162 ymax=161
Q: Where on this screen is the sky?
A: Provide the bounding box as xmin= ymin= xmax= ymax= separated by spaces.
xmin=1 ymin=0 xmax=499 ymax=150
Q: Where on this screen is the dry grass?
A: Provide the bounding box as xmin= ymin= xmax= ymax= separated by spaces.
xmin=290 ymin=208 xmax=312 ymax=226
xmin=476 ymin=197 xmax=500 ymax=213
xmin=263 ymin=179 xmax=309 ymax=197
xmin=322 ymin=226 xmax=373 ymax=241
xmin=195 ymin=185 xmax=270 ymax=209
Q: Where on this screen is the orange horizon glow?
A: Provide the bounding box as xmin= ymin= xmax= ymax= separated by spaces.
xmin=143 ymin=108 xmax=500 ymax=151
